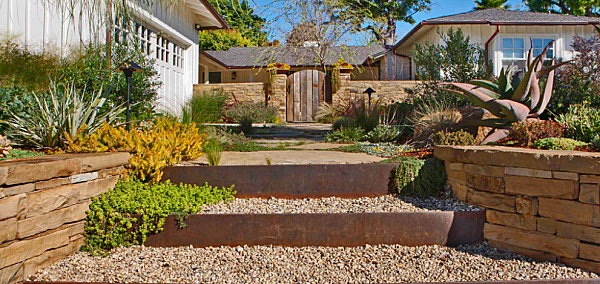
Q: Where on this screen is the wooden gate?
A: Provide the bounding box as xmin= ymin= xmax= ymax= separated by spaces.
xmin=286 ymin=70 xmax=326 ymax=122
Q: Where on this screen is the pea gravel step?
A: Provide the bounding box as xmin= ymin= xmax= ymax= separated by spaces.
xmin=29 ymin=243 xmax=598 ymax=284
xmin=200 ymin=195 xmax=480 ymax=214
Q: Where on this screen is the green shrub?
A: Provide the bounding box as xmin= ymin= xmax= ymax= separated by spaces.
xmin=365 ymin=125 xmax=403 ymax=143
xmin=224 ymin=102 xmax=278 ymax=124
xmin=389 ymin=157 xmax=447 ymax=198
xmin=0 ymin=86 xmax=35 ymax=134
xmin=59 ymin=44 xmax=161 ymax=121
xmin=325 ymin=127 xmax=365 ymax=143
xmin=182 ymin=91 xmax=228 ymax=124
xmin=0 ymin=39 xmax=61 ymax=91
xmin=556 ymin=102 xmax=600 ymax=143
xmin=239 ymin=115 xmax=254 ymax=134
xmin=532 ymin=138 xmax=587 ymax=151
xmin=0 ymin=41 xmax=160 ymax=121
xmin=331 ymin=109 xmax=379 ymax=133
xmin=82 ymin=179 xmax=235 ymax=252
xmin=508 ymin=120 xmax=564 ymax=147
xmin=5 ymin=82 xmax=125 ymax=148
xmin=332 ymin=117 xmax=353 ymax=131
xmin=592 ymin=134 xmax=600 ymax=152
xmin=432 ymin=130 xmax=475 ymax=146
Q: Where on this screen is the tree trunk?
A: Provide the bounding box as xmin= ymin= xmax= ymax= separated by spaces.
xmin=381 ymin=19 xmax=396 ymax=47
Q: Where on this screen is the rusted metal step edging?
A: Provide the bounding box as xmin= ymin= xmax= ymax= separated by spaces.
xmin=161 ymin=163 xmax=399 ymax=199
xmin=144 ymin=210 xmax=486 ymax=248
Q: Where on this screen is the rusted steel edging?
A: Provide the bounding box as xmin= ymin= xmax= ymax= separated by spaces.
xmin=144 ymin=211 xmax=485 ymax=248
xmin=161 ymin=163 xmax=399 ymax=198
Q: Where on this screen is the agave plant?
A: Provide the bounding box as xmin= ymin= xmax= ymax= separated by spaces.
xmin=4 ymin=82 xmax=125 ymax=148
xmin=440 ymin=40 xmax=570 ymax=143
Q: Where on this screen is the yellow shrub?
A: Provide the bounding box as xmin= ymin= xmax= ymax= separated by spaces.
xmin=66 ymin=118 xmax=205 ymax=182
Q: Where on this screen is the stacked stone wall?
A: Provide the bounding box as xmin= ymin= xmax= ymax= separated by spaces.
xmin=0 ymin=152 xmax=130 ymax=283
xmin=435 ymin=146 xmax=600 ymax=273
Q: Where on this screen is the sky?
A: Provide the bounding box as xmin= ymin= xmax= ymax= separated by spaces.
xmin=249 ymin=0 xmax=524 ymax=45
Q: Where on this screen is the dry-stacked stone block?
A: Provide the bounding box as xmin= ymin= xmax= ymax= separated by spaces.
xmin=0 ymin=152 xmax=130 ymax=283
xmin=435 ymin=145 xmax=600 ymax=273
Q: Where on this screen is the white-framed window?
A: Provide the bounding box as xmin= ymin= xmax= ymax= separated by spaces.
xmin=172 ymin=44 xmax=183 ymax=68
xmin=501 ymin=36 xmax=556 ymax=71
xmin=532 ymin=38 xmax=555 ymax=58
xmin=135 ymin=23 xmax=153 ymax=56
xmin=156 ymin=36 xmax=170 ymax=63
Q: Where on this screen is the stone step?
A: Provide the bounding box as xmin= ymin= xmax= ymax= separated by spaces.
xmin=144 ymin=211 xmax=485 ymax=248
xmin=162 ymin=163 xmax=398 ymax=198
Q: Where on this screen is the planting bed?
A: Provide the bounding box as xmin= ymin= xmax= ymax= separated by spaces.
xmin=29 ymin=243 xmax=598 ymax=283
xmin=200 ymin=195 xmax=480 ymax=214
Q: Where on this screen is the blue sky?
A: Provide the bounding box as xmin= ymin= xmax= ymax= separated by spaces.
xmin=250 ymin=0 xmax=524 ymax=44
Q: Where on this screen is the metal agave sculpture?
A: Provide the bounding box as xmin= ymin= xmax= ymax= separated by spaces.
xmin=440 ymin=40 xmax=570 ymax=143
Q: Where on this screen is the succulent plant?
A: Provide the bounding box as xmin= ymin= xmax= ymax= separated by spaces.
xmin=440 ymin=40 xmax=570 ymax=143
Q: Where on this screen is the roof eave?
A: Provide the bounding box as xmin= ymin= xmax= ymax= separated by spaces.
xmin=393 ymin=20 xmax=600 ymax=52
xmin=197 ymin=0 xmax=230 ymax=29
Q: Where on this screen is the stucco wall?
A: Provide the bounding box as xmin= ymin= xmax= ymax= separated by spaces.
xmin=435 ymin=145 xmax=600 ymax=274
xmin=0 ymin=152 xmax=130 ymax=283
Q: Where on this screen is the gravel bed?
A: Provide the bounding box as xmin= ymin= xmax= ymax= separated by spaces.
xmin=31 ymin=243 xmax=598 ymax=283
xmin=200 ymin=195 xmax=480 ymax=214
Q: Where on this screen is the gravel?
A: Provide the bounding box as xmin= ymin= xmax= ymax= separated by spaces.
xmin=30 ymin=243 xmax=598 ymax=283
xmin=200 ymin=195 xmax=481 ymax=214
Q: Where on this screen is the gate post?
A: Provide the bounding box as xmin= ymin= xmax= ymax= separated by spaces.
xmin=267 ymin=73 xmax=288 ymax=122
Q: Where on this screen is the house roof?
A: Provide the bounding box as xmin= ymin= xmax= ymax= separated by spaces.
xmin=425 ymin=8 xmax=600 ymax=25
xmin=201 ymin=45 xmax=388 ymax=68
xmin=190 ymin=0 xmax=229 ymax=29
xmin=393 ymin=8 xmax=600 ymax=51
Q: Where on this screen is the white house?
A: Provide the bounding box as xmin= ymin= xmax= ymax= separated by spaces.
xmin=0 ymin=0 xmax=228 ymax=110
xmin=392 ymin=9 xmax=600 ymax=79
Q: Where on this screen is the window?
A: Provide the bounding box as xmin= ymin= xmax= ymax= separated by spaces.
xmin=156 ymin=36 xmax=170 ymax=63
xmin=501 ymin=37 xmax=556 ymax=71
xmin=502 ymin=38 xmax=525 ymax=60
xmin=135 ymin=23 xmax=153 ymax=56
xmin=172 ymin=44 xmax=183 ymax=68
xmin=532 ymin=38 xmax=554 ymax=58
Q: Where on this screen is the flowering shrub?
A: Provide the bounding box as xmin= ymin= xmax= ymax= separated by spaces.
xmin=508 ymin=121 xmax=564 ymax=147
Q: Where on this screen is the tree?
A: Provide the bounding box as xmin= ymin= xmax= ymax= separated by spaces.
xmin=413 ymin=28 xmax=490 ymax=82
xmin=198 ymin=30 xmax=256 ymax=50
xmin=334 ymin=0 xmax=431 ymax=46
xmin=285 ymin=21 xmax=324 ymax=46
xmin=267 ymin=0 xmax=356 ymax=70
xmin=524 ymin=0 xmax=600 ymax=16
xmin=209 ymin=0 xmax=269 ymax=45
xmin=474 ymin=0 xmax=511 ymax=10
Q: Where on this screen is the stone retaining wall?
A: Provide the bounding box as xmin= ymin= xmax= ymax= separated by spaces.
xmin=0 ymin=152 xmax=130 ymax=283
xmin=193 ymin=82 xmax=266 ymax=104
xmin=335 ymin=78 xmax=418 ymax=106
xmin=435 ymin=146 xmax=600 ymax=273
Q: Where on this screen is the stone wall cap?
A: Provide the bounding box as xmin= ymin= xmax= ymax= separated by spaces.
xmin=435 ymin=146 xmax=600 ymax=174
xmin=0 ymin=152 xmax=130 ymax=186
